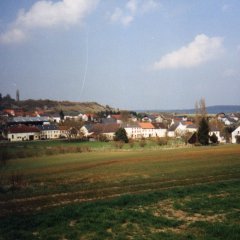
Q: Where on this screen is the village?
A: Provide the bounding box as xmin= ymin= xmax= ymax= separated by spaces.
xmin=1 ymin=106 xmax=240 ymax=145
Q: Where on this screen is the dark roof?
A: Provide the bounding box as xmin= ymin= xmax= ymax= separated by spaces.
xmin=168 ymin=123 xmax=179 ymax=131
xmin=37 ymin=124 xmax=59 ymax=131
xmin=8 ymin=116 xmax=49 ymax=123
xmin=152 ymin=123 xmax=167 ymax=129
xmin=90 ymin=123 xmax=120 ymax=134
xmin=83 ymin=123 xmax=93 ymax=131
xmin=8 ymin=125 xmax=40 ymax=133
xmin=101 ymin=118 xmax=117 ymax=124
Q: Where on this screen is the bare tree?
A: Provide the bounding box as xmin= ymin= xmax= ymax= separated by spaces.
xmin=195 ymin=98 xmax=207 ymax=126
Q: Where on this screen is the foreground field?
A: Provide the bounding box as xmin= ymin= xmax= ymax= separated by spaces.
xmin=0 ymin=144 xmax=240 ymax=239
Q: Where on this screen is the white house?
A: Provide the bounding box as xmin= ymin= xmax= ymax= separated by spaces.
xmin=232 ymin=126 xmax=240 ymax=143
xmin=37 ymin=124 xmax=60 ymax=140
xmin=123 ymin=123 xmax=142 ymax=139
xmin=7 ymin=125 xmax=40 ymax=142
xmin=209 ymin=127 xmax=225 ymax=143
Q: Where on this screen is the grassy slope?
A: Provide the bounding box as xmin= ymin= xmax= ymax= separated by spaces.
xmin=0 ymin=144 xmax=240 ymax=239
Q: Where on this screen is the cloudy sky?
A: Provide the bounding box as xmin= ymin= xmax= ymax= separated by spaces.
xmin=0 ymin=0 xmax=240 ymax=110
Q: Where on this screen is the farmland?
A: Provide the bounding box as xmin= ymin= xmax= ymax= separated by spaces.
xmin=0 ymin=143 xmax=240 ymax=239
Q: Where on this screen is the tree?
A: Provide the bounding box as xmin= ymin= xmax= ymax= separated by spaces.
xmin=114 ymin=128 xmax=129 ymax=143
xmin=16 ymin=89 xmax=20 ymax=102
xmin=195 ymin=98 xmax=207 ymax=126
xmin=181 ymin=131 xmax=193 ymax=145
xmin=59 ymin=110 xmax=65 ymax=121
xmin=120 ymin=111 xmax=129 ymax=123
xmin=197 ymin=117 xmax=209 ymax=145
xmin=209 ymin=133 xmax=218 ymax=144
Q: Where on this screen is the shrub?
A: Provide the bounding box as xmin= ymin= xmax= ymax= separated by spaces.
xmin=209 ymin=133 xmax=218 ymax=144
xmin=113 ymin=141 xmax=124 ymax=149
xmin=129 ymin=139 xmax=135 ymax=148
xmin=236 ymin=136 xmax=240 ymax=144
xmin=98 ymin=134 xmax=108 ymax=142
xmin=156 ymin=137 xmax=168 ymax=146
xmin=139 ymin=139 xmax=146 ymax=148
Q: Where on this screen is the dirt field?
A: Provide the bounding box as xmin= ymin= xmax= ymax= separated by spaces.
xmin=0 ymin=144 xmax=239 ymax=239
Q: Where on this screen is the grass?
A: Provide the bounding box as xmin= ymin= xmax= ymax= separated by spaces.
xmin=0 ymin=143 xmax=239 ymax=239
xmin=0 ymin=138 xmax=185 ymax=161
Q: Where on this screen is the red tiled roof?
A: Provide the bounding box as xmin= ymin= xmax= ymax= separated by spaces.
xmin=111 ymin=114 xmax=121 ymax=120
xmin=8 ymin=125 xmax=40 ymax=134
xmin=138 ymin=122 xmax=155 ymax=129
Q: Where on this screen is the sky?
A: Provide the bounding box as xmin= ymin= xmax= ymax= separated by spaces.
xmin=0 ymin=0 xmax=240 ymax=110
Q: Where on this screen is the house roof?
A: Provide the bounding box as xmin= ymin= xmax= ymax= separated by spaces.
xmin=121 ymin=122 xmax=140 ymax=128
xmin=37 ymin=125 xmax=59 ymax=131
xmin=8 ymin=116 xmax=49 ymax=123
xmin=101 ymin=118 xmax=117 ymax=124
xmin=90 ymin=123 xmax=120 ymax=134
xmin=168 ymin=123 xmax=179 ymax=131
xmin=152 ymin=123 xmax=167 ymax=129
xmin=111 ymin=114 xmax=121 ymax=120
xmin=138 ymin=122 xmax=155 ymax=129
xmin=186 ymin=124 xmax=197 ymax=129
xmin=59 ymin=126 xmax=70 ymax=131
xmin=82 ymin=123 xmax=93 ymax=131
xmin=8 ymin=125 xmax=40 ymax=134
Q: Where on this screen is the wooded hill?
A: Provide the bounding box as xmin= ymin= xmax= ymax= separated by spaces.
xmin=0 ymin=96 xmax=114 ymax=113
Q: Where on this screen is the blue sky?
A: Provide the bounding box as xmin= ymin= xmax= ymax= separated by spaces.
xmin=0 ymin=0 xmax=240 ymax=110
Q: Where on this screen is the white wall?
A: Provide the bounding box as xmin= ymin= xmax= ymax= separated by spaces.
xmin=232 ymin=126 xmax=240 ymax=143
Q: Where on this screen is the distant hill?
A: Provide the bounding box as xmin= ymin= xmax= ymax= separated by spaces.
xmin=0 ymin=98 xmax=114 ymax=114
xmin=137 ymin=105 xmax=240 ymax=114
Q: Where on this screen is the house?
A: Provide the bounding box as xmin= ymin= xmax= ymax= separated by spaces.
xmin=7 ymin=125 xmax=40 ymax=142
xmin=152 ymin=123 xmax=167 ymax=137
xmin=80 ymin=123 xmax=93 ymax=137
xmin=232 ymin=126 xmax=240 ymax=143
xmin=37 ymin=124 xmax=60 ymax=139
xmin=3 ymin=109 xmax=15 ymax=117
xmin=220 ymin=116 xmax=237 ymax=126
xmin=167 ymin=123 xmax=179 ymax=138
xmin=138 ymin=122 xmax=156 ymax=138
xmin=209 ymin=126 xmax=225 ymax=143
xmin=101 ymin=117 xmax=117 ymax=124
xmin=59 ymin=126 xmax=70 ymax=138
xmin=81 ymin=123 xmax=120 ymax=140
xmin=168 ymin=121 xmax=194 ymax=137
xmin=186 ymin=124 xmax=198 ymax=133
xmin=122 ymin=123 xmax=142 ymax=139
xmin=111 ymin=114 xmax=123 ymax=124
xmin=7 ymin=116 xmax=50 ymax=126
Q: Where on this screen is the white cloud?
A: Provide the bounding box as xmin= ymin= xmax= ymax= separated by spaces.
xmin=110 ymin=8 xmax=134 ymax=26
xmin=0 ymin=0 xmax=99 ymax=44
xmin=0 ymin=28 xmax=26 ymax=44
xmin=141 ymin=0 xmax=159 ymax=13
xmin=110 ymin=0 xmax=159 ymax=26
xmin=126 ymin=0 xmax=138 ymax=14
xmin=153 ymin=34 xmax=224 ymax=70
